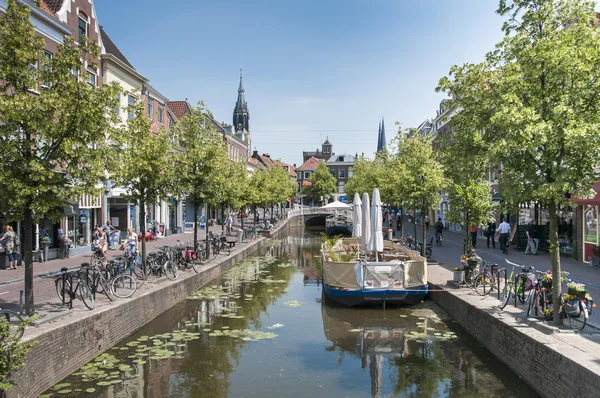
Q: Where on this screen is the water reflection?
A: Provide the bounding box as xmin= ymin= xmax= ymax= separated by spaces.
xmin=45 ymin=234 xmax=538 ymax=398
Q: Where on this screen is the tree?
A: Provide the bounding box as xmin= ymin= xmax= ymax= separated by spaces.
xmin=265 ymin=164 xmax=297 ymax=211
xmin=113 ymin=98 xmax=174 ymax=273
xmin=213 ymin=161 xmax=248 ymax=231
xmin=0 ymin=1 xmax=121 ymax=314
xmin=395 ymin=135 xmax=445 ymax=256
xmin=302 ymin=161 xmax=337 ymax=205
xmin=173 ymin=104 xmax=228 ymax=249
xmin=437 ymin=115 xmax=495 ymax=253
xmin=345 ymin=156 xmax=386 ymax=200
xmin=437 ymin=0 xmax=600 ymax=325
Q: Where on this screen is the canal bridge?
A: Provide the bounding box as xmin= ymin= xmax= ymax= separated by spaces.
xmin=287 ymin=206 xmax=352 ymax=228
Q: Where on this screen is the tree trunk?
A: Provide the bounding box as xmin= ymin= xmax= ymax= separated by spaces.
xmin=140 ymin=198 xmax=147 ymax=275
xmin=221 ymin=207 xmax=225 ymax=231
xmin=548 ymin=202 xmax=562 ymax=326
xmin=413 ymin=207 xmax=417 ymax=240
xmin=23 ymin=208 xmax=34 ymax=315
xmin=421 ymin=207 xmax=427 ymax=258
xmin=398 ymin=207 xmax=403 ymax=238
xmin=465 ymin=214 xmax=470 ymax=254
xmin=193 ymin=203 xmax=198 ymax=250
xmin=206 ymin=204 xmax=210 ymax=258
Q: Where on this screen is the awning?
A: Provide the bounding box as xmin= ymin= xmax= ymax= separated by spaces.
xmin=571 ymin=181 xmax=600 ymax=206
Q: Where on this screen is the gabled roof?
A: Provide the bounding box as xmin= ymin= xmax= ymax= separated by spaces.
xmin=256 ymin=154 xmax=275 ymax=168
xmin=323 ymin=139 xmax=331 ymax=145
xmin=167 ymin=101 xmax=192 ymax=119
xmin=275 ymin=160 xmax=297 ymax=178
xmin=44 ymin=0 xmax=63 ymax=13
xmin=327 ymin=154 xmax=356 ymax=163
xmin=297 ymin=156 xmax=321 ymax=170
xmin=100 ymin=27 xmax=135 ymax=70
xmin=39 ymin=0 xmax=55 ymax=14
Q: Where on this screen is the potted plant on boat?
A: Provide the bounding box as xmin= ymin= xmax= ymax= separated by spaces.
xmin=590 ymin=245 xmax=600 ymax=266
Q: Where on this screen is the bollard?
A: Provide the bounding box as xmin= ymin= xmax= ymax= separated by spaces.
xmin=19 ymin=290 xmax=24 ymax=315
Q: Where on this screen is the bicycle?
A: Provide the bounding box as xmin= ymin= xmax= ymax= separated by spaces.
xmin=474 ymin=262 xmax=501 ymax=296
xmin=0 ymin=307 xmax=24 ymax=340
xmin=55 ymin=266 xmax=95 ymax=310
xmin=435 ymin=231 xmax=443 ymax=247
xmin=461 ymin=251 xmax=482 ymax=288
xmin=560 ymin=291 xmax=594 ymax=331
xmin=499 ymin=260 xmax=531 ymax=309
xmin=79 ymin=262 xmax=114 ymax=302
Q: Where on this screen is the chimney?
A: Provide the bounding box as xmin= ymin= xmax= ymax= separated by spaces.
xmin=263 ymin=153 xmax=271 ymax=158
xmin=293 ymin=163 xmax=296 ymax=167
xmin=252 ymin=150 xmax=258 ymax=157
xmin=361 ymin=152 xmax=364 ymax=158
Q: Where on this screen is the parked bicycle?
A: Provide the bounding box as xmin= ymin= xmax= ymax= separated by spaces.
xmin=0 ymin=307 xmax=25 ymax=341
xmin=55 ymin=266 xmax=95 ymax=310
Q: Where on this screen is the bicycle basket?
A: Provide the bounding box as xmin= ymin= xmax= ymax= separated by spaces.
xmin=563 ymin=299 xmax=581 ymax=317
xmin=524 ymin=273 xmax=537 ymax=291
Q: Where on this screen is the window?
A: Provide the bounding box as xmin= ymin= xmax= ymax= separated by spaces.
xmin=584 ymin=206 xmax=597 ymax=243
xmin=87 ymin=71 xmax=96 ymax=87
xmin=338 ymin=168 xmax=346 ymax=179
xmin=147 ymin=98 xmax=154 ymax=120
xmin=71 ymin=66 xmax=79 ymax=80
xmin=329 ymin=167 xmax=336 ymax=176
xmin=158 ymin=103 xmax=164 ymax=123
xmin=127 ymin=95 xmax=135 ymax=120
xmin=348 ymin=167 xmax=353 ymax=177
xmin=27 ymin=61 xmax=38 ymax=90
xmin=41 ymin=51 xmax=52 ymax=87
xmin=78 ymin=16 xmax=88 ymax=45
xmin=113 ymin=94 xmax=121 ymax=117
xmin=304 ymin=172 xmax=311 ymax=179
xmin=338 ymin=182 xmax=345 ymax=194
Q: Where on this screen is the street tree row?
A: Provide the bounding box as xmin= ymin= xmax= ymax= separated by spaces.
xmin=0 ymin=0 xmax=296 ymax=315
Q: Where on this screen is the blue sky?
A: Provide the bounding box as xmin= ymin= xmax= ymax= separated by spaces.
xmin=96 ymin=0 xmax=506 ymax=166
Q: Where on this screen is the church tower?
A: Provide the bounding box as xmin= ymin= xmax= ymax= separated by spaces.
xmin=233 ymin=68 xmax=250 ymax=154
xmin=377 ymin=118 xmax=387 ymax=153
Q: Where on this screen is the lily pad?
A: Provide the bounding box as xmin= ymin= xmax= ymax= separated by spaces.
xmin=86 ymin=388 xmax=96 ymax=393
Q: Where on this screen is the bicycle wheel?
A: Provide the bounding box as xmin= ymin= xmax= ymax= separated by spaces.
xmin=500 ymin=282 xmax=513 ymax=309
xmin=210 ymin=247 xmax=217 ymax=260
xmin=55 ymin=277 xmax=72 ymax=305
xmin=112 ymin=274 xmax=137 ymax=298
xmin=464 ymin=269 xmax=479 ymax=289
xmin=475 ymin=271 xmax=493 ymax=296
xmin=563 ymin=299 xmax=587 ymax=331
xmin=133 ymin=265 xmax=146 ymax=287
xmin=526 ymin=290 xmax=536 ymax=317
xmin=188 ymin=258 xmax=199 ymax=273
xmin=222 ymin=244 xmax=231 ymax=256
xmin=79 ymin=278 xmax=95 ymax=310
xmin=97 ymin=273 xmax=114 ymax=301
xmin=0 ymin=309 xmax=25 ymax=341
xmin=163 ymin=261 xmax=179 ymax=281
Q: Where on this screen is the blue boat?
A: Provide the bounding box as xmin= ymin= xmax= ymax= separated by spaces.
xmin=321 ymin=238 xmax=428 ymax=307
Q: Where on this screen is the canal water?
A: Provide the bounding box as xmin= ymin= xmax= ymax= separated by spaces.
xmin=44 ymin=233 xmax=538 ymax=398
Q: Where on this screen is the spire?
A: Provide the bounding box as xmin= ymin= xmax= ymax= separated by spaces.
xmin=377 ymin=117 xmax=387 ymax=153
xmin=235 ymin=67 xmax=247 ymax=111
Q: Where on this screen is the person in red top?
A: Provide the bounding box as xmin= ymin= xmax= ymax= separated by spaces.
xmin=469 ymin=224 xmax=479 ymax=249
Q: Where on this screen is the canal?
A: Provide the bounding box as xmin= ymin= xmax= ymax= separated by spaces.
xmin=44 ymin=232 xmax=538 ymax=397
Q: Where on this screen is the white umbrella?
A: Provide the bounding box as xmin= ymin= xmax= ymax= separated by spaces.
xmin=368 ymin=188 xmax=384 ymax=260
xmin=362 ymin=192 xmax=371 ymax=253
xmin=322 ymin=201 xmax=352 ymax=210
xmin=352 ymin=193 xmax=362 ymax=238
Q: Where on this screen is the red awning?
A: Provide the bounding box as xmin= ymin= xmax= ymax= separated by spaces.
xmin=572 ymin=181 xmax=600 ymax=206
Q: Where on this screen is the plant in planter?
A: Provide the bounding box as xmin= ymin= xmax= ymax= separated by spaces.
xmin=576 ymin=283 xmax=587 ymax=298
xmin=543 ymin=308 xmax=553 ymax=321
xmin=540 ymin=272 xmax=553 ymax=289
xmin=452 ymin=267 xmax=464 ymax=283
xmin=590 ymin=245 xmax=600 ymax=266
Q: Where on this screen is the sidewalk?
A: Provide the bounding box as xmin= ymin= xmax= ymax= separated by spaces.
xmin=0 ymin=221 xmax=255 ymax=313
xmin=398 ymin=221 xmax=600 ymax=326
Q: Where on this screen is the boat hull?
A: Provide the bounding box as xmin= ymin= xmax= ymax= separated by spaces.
xmin=323 ymin=284 xmax=428 ymax=307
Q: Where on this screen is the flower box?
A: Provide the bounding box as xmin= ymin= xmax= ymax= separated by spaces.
xmin=577 ymin=290 xmax=587 ymax=299
xmin=453 ymin=270 xmax=464 ymax=283
xmin=568 ymin=286 xmax=578 ymax=295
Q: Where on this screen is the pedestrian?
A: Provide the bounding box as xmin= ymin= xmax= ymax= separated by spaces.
xmin=525 ymin=219 xmax=539 ymax=255
xmin=434 ymin=218 xmax=444 ymax=244
xmin=93 ymin=226 xmax=108 ymax=260
xmin=425 ymin=214 xmax=430 ymax=229
xmin=263 ymin=212 xmax=269 ymax=230
xmin=225 ymin=214 xmax=232 ymax=235
xmin=497 ymin=217 xmax=511 ymax=254
xmin=1 ymin=226 xmax=17 ymax=270
xmin=486 ymin=219 xmax=496 ymax=249
xmin=126 ymin=227 xmax=138 ymax=258
xmin=103 ymin=219 xmax=118 ymax=249
xmin=469 ymin=224 xmax=478 ymax=249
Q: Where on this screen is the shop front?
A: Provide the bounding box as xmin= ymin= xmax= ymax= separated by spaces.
xmin=571 ymin=181 xmax=600 ymax=263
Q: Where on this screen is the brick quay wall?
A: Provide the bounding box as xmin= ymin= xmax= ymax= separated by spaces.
xmin=12 ymin=218 xmax=299 ymax=398
xmin=428 ymin=274 xmax=600 ymax=398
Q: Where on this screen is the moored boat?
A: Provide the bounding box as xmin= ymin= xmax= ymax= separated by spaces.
xmin=325 ymin=212 xmax=353 ymax=236
xmin=321 ymin=237 xmax=428 ymax=306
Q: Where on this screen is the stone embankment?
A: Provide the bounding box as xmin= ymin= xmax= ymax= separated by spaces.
xmin=427 ymin=264 xmax=600 ymax=398
xmin=11 ymin=218 xmax=298 ymax=398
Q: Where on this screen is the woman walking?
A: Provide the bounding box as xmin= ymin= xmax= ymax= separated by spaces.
xmin=1 ymin=226 xmax=17 ymax=270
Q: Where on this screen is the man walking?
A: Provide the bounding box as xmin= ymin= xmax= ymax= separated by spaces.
xmin=469 ymin=224 xmax=479 ymax=249
xmin=525 ymin=219 xmax=539 ymax=255
xmin=497 ymin=217 xmax=511 ymax=254
xmin=486 ymin=219 xmax=496 ymax=249
xmin=425 ymin=214 xmax=430 ymax=229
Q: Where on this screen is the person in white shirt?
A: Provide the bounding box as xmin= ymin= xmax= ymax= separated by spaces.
xmin=497 ymin=217 xmax=511 ymax=254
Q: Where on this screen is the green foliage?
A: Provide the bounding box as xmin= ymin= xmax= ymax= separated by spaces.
xmin=345 ymin=157 xmax=386 ymax=200
xmin=445 ymin=180 xmax=494 ymax=231
xmin=113 ymin=96 xmax=174 ymax=268
xmin=172 ymin=103 xmax=228 ymax=246
xmin=0 ymin=0 xmax=121 ymax=314
xmin=437 ymin=0 xmax=600 ymax=323
xmin=0 ymin=316 xmax=38 ymax=391
xmin=302 ymin=161 xmax=337 ymax=202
